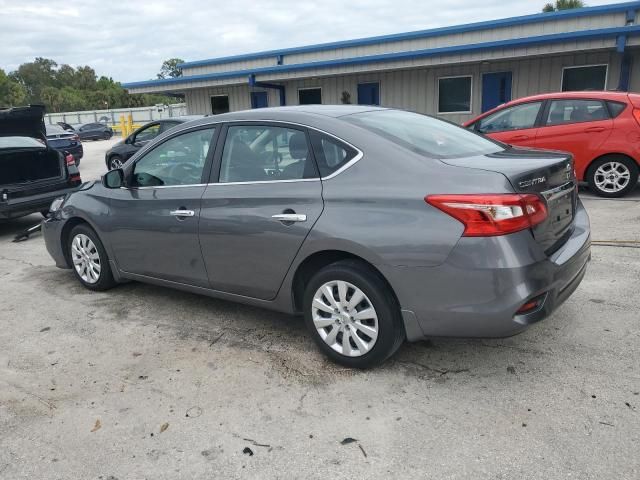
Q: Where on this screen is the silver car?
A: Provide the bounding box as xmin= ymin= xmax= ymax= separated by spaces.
xmin=43 ymin=106 xmax=591 ymax=368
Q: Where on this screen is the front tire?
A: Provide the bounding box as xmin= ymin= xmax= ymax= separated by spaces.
xmin=587 ymin=156 xmax=639 ymax=198
xmin=108 ymin=155 xmax=123 ymax=170
xmin=68 ymin=224 xmax=116 ymax=291
xmin=303 ymin=260 xmax=405 ymax=368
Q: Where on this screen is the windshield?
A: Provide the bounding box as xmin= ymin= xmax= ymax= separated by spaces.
xmin=345 ymin=110 xmax=503 ymax=158
xmin=46 ymin=125 xmax=67 ymax=135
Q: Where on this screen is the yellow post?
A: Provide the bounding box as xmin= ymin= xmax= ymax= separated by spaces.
xmin=119 ymin=114 xmax=126 ymax=138
xmin=127 ymin=113 xmax=133 ymax=136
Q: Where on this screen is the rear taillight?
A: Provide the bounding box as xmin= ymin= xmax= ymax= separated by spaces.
xmin=632 ymin=108 xmax=640 ymax=127
xmin=425 ymin=194 xmax=547 ymax=237
xmin=71 ymin=134 xmax=80 ymax=141
xmin=65 ymin=153 xmax=75 ymax=166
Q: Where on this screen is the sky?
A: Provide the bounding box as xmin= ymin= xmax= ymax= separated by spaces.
xmin=0 ymin=0 xmax=627 ymax=83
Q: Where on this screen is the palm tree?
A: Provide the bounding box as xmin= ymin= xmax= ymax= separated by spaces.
xmin=543 ymin=0 xmax=586 ymax=12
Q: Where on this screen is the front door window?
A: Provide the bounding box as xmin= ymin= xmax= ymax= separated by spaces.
xmin=132 ymin=128 xmax=215 ymax=187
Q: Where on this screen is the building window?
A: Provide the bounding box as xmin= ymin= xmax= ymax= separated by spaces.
xmin=561 ymin=65 xmax=607 ymax=92
xmin=211 ymin=95 xmax=230 ymax=115
xmin=298 ymin=88 xmax=322 ymax=105
xmin=357 ymin=82 xmax=380 ymax=105
xmin=438 ymin=76 xmax=472 ymax=114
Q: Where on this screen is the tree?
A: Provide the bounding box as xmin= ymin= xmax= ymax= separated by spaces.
xmin=3 ymin=57 xmax=177 ymax=112
xmin=157 ymin=58 xmax=184 ymax=79
xmin=0 ymin=68 xmax=27 ymax=106
xmin=543 ymin=0 xmax=585 ymax=12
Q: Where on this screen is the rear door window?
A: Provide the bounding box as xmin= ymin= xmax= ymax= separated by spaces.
xmin=476 ymin=102 xmax=543 ymax=133
xmin=219 ymin=125 xmax=317 ymax=182
xmin=545 ymin=99 xmax=609 ymax=125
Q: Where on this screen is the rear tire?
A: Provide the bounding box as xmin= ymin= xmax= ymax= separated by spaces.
xmin=103 ymin=131 xmax=112 ymax=140
xmin=302 ymin=260 xmax=405 ymax=368
xmin=67 ymin=224 xmax=116 ymax=291
xmin=587 ymin=155 xmax=639 ymax=198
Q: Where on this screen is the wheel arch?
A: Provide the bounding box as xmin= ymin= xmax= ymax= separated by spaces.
xmin=290 ymin=249 xmax=399 ymax=313
xmin=585 ymin=152 xmax=640 ymax=179
xmin=60 ymin=217 xmax=92 ymax=267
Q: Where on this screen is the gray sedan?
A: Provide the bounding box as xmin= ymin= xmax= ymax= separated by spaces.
xmin=43 ymin=106 xmax=591 ymax=368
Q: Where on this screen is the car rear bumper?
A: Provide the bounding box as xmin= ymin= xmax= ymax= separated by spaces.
xmin=385 ymin=200 xmax=591 ymax=341
xmin=0 ymin=185 xmax=79 ymax=220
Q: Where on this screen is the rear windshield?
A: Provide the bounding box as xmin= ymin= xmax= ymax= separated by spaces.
xmin=46 ymin=125 xmax=67 ymax=135
xmin=0 ymin=136 xmax=45 ymax=150
xmin=345 ymin=110 xmax=503 ymax=158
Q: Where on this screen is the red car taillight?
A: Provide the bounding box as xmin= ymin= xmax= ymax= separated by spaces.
xmin=425 ymin=194 xmax=548 ymax=237
xmin=65 ymin=153 xmax=75 ymax=166
xmin=71 ymin=134 xmax=80 ymax=141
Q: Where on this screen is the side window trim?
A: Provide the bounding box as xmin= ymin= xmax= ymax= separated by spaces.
xmin=539 ymin=98 xmax=610 ymax=128
xmin=124 ymin=125 xmax=220 ymax=189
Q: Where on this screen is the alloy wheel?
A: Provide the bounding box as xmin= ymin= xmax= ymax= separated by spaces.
xmin=311 ymin=280 xmax=378 ymax=357
xmin=594 ymin=161 xmax=631 ymax=193
xmin=71 ymin=234 xmax=101 ymax=284
xmin=110 ymin=157 xmax=123 ymax=170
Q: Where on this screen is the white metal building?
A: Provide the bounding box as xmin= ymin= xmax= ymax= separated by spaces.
xmin=124 ymin=1 xmax=640 ymax=124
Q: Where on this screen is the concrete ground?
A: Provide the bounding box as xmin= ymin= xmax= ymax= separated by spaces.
xmin=0 ymin=139 xmax=638 ymax=480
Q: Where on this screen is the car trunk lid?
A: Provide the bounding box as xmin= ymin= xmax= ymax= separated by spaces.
xmin=0 ymin=105 xmax=47 ymax=142
xmin=47 ymin=132 xmax=79 ymax=149
xmin=441 ymin=146 xmax=577 ymax=254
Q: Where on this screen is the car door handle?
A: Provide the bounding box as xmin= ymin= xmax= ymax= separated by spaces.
xmin=584 ymin=126 xmax=605 ymax=133
xmin=510 ymin=134 xmax=530 ymax=141
xmin=272 ymin=213 xmax=307 ymax=223
xmin=170 ymin=209 xmax=195 ymax=217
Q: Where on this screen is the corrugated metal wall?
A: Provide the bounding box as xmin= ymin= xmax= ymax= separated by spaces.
xmin=181 ymin=12 xmax=628 ymax=76
xmin=184 ymin=49 xmax=629 ymax=124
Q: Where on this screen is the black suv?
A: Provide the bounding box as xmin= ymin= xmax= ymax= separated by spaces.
xmin=105 ymin=116 xmax=203 ymax=170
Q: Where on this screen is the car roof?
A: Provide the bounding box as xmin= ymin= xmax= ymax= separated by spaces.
xmin=503 ymin=90 xmax=629 ymax=106
xmin=212 ymin=105 xmax=388 ymax=120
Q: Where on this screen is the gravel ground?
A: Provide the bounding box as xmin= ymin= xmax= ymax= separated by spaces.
xmin=0 ymin=139 xmax=638 ymax=479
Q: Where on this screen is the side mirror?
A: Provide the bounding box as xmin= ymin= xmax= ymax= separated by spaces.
xmin=103 ymin=168 xmax=124 ymax=189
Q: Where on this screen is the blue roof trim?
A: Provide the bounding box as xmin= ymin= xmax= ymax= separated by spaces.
xmin=177 ymin=1 xmax=640 ymax=69
xmin=123 ymin=25 xmax=640 ymax=89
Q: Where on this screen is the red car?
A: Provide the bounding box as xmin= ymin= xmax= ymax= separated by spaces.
xmin=464 ymin=91 xmax=640 ymax=197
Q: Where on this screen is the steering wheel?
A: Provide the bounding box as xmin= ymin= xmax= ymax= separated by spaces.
xmin=168 ymin=163 xmax=200 ymax=183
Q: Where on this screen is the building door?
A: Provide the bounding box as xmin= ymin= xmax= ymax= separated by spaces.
xmin=482 ymin=72 xmax=512 ymax=113
xmin=251 ymin=91 xmax=268 ymax=109
xmin=357 ymin=82 xmax=380 ymax=105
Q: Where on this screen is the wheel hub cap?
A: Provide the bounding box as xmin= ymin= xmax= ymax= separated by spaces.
xmin=594 ymin=161 xmax=631 ymax=193
xmin=71 ymin=234 xmax=101 ymax=284
xmin=311 ymin=280 xmax=378 ymax=357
